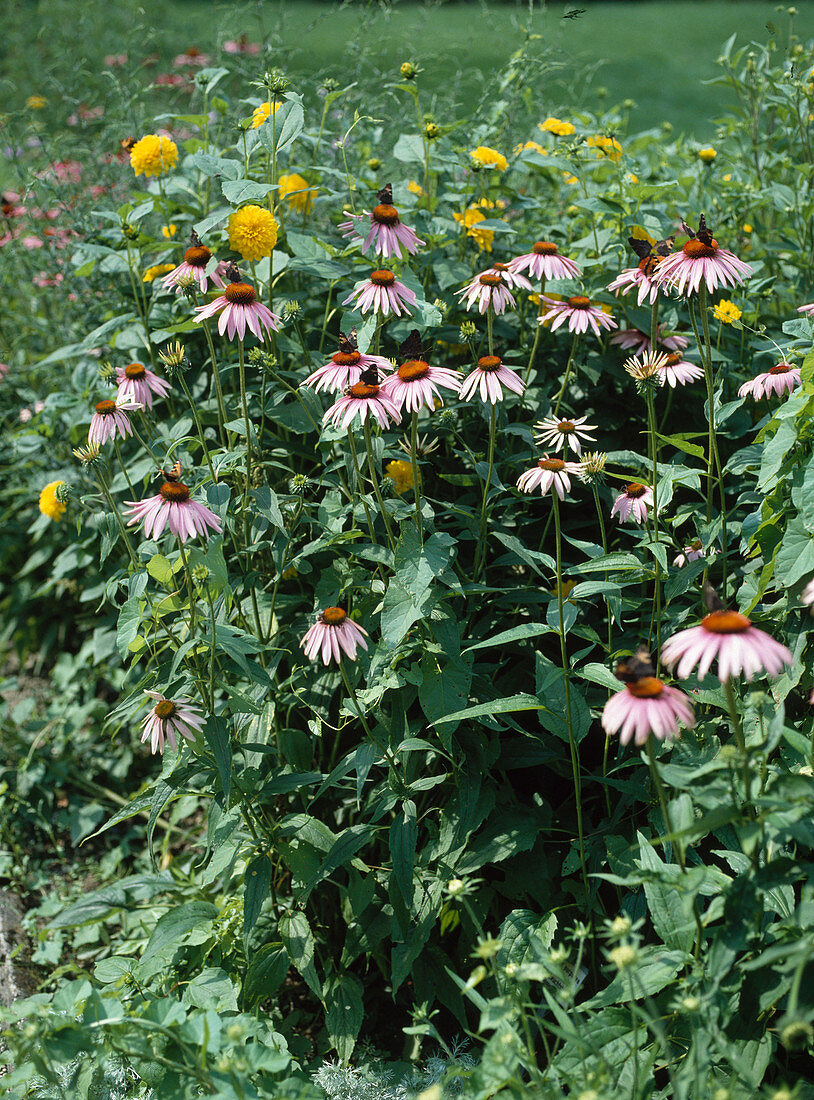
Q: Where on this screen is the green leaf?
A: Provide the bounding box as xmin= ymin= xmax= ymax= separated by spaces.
xmin=303 ymin=824 xmax=375 ymax=898
xmin=137 ymin=901 xmax=218 ymax=977
xmin=205 ymin=718 xmax=232 ymax=802
xmin=221 ymin=179 xmax=277 ymax=205
xmin=147 ymin=554 xmax=174 ymax=585
xmin=244 ymin=854 xmax=272 ymax=939
xmin=583 ymin=945 xmax=688 ymax=1009
xmin=279 ymin=910 xmax=320 ymax=997
xmin=324 ymin=972 xmax=364 ymax=1062
xmin=462 ymin=623 xmax=553 ymax=653
xmin=242 ymin=943 xmax=289 ymax=1008
xmin=497 ymin=909 xmax=557 ymax=968
xmin=252 ymin=485 xmax=285 ymax=530
xmin=637 ymin=833 xmax=696 ymax=953
xmin=775 ymin=516 xmax=814 ymax=587
xmin=184 ymin=967 xmax=238 ymax=1012
xmin=433 ymin=693 xmax=544 ymax=727
xmin=390 ymin=801 xmax=417 ymax=905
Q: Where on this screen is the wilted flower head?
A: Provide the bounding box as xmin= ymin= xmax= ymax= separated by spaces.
xmin=578 ymin=451 xmax=608 ymax=484
xmin=624 ymin=350 xmax=670 ymax=384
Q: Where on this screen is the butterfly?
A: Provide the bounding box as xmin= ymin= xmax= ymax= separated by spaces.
xmin=338 ymin=328 xmax=358 ymax=355
xmin=629 ymin=234 xmax=674 ymax=276
xmin=680 ymin=214 xmax=715 ymax=247
xmin=703 ymin=582 xmax=724 ymax=613
xmin=398 ymin=328 xmax=426 ymax=362
xmin=377 ymin=182 xmax=394 ymax=206
xmin=161 ymin=461 xmax=183 ymax=483
xmin=614 ymin=645 xmax=656 ymax=684
xmin=119 ymin=136 xmax=137 ymax=154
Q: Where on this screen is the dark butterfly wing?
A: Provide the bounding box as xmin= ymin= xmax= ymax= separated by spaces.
xmin=359 ymin=363 xmax=379 ymax=385
xmin=162 ymin=461 xmax=183 ymax=482
xmin=628 ymin=237 xmax=653 ymax=260
xmin=655 ymin=235 xmax=675 ymax=256
xmin=679 ymin=219 xmax=696 ymax=238
xmin=696 ymin=213 xmax=715 ymax=246
xmin=338 ymin=328 xmax=358 ymax=354
xmin=377 ymin=183 xmax=393 ymax=206
xmin=703 ymin=582 xmax=724 ymax=613
xmin=398 ymin=328 xmax=424 ymax=361
xmin=615 ymin=645 xmax=656 ymax=683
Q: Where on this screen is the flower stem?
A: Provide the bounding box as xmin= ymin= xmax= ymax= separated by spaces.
xmin=96 ymin=466 xmax=138 ymax=569
xmin=347 ymin=429 xmax=377 ymax=544
xmin=177 ymin=372 xmax=218 ymax=484
xmin=410 ymin=411 xmax=422 ymax=541
xmin=645 ymin=387 xmax=662 ymax=661
xmin=473 ymin=403 xmax=497 ymax=582
xmin=113 ymin=438 xmax=136 ymax=498
xmin=524 ymin=276 xmax=545 ymax=383
xmin=553 ymin=331 xmax=581 ymax=416
xmin=363 ymin=419 xmax=395 ymax=550
xmin=200 ymin=318 xmax=229 ymax=444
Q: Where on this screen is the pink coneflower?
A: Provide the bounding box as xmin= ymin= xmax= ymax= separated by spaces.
xmin=88 ymin=394 xmax=141 ymax=446
xmin=506 ymin=241 xmax=582 ymax=282
xmin=652 ymin=214 xmax=753 ymax=296
xmin=607 ymin=234 xmax=675 ymax=306
xmin=534 ymin=413 xmax=597 ymax=457
xmin=539 ymin=295 xmax=617 ymax=337
xmin=342 ymin=269 xmax=417 ymax=317
xmin=124 ymin=475 xmax=223 ymax=542
xmin=140 ymin=691 xmax=204 ymax=755
xmin=115 ymin=362 xmax=171 ymax=409
xmin=460 ymin=355 xmax=525 ymax=404
xmin=607 ymin=265 xmax=661 ymax=306
xmin=163 ymin=235 xmax=225 ymax=294
xmin=673 ymin=540 xmax=704 ymax=567
xmin=801 ymin=578 xmax=814 ymax=606
xmin=516 ymin=455 xmax=580 ymax=499
xmin=661 ymin=609 xmax=794 ymax=682
xmin=173 ymin=47 xmax=211 ymax=67
xmin=222 ymin=36 xmax=261 ymax=54
xmin=340 ymin=184 xmax=424 ymax=260
xmin=610 ymin=326 xmax=688 ymax=355
xmin=658 ymin=351 xmax=704 ymax=387
xmin=381 ymin=357 xmax=461 ymax=412
xmin=300 ymin=607 xmax=369 ymax=665
xmin=304 ymin=332 xmax=392 ymax=394
xmin=322 ymin=381 xmax=402 ymax=431
xmin=738 ymin=362 xmax=801 ymax=401
xmin=194 ymin=279 xmax=280 ymax=340
xmin=458 ymin=264 xmax=531 ymax=315
xmin=797 ymin=303 xmax=814 ymax=316
xmin=0 ymin=363 xmax=7 ymax=381
xmin=602 ymin=677 xmax=695 ymax=746
xmin=611 ymin=483 xmax=653 ymax=524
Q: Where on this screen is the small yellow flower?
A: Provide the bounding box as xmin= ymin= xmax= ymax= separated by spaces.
xmin=385 ymin=459 xmax=418 ymax=494
xmin=539 ymin=117 xmax=575 ymax=136
xmin=698 ymin=146 xmax=717 ymax=163
xmin=130 ymin=134 xmax=178 ymax=178
xmin=142 ymin=263 xmax=175 ymax=284
xmin=713 ymin=300 xmax=742 ymax=324
xmin=470 ymin=146 xmax=508 ymax=172
xmin=228 ymin=204 xmax=278 ymax=261
xmin=587 ymin=134 xmax=623 ymax=161
xmin=742 ymin=223 xmax=753 ymax=234
xmin=39 ymin=481 xmax=66 ymax=522
xmin=722 ymin=173 xmax=732 ymax=182
xmin=452 ymin=206 xmax=493 ymax=252
xmin=626 ymin=172 xmax=639 ymax=184
xmin=278 ymin=172 xmax=316 ymax=214
xmin=162 ymin=224 xmax=177 ymax=238
xmin=250 ymin=101 xmax=281 ymax=129
xmin=563 ymin=172 xmax=579 ymax=185
xmin=407 ymin=180 xmax=424 ymax=196
xmin=515 ymin=140 xmax=547 ymax=156
xmin=26 ymin=95 xmax=48 ymax=110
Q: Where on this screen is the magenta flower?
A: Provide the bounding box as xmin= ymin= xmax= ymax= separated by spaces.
xmin=610 ymin=327 xmax=688 ymax=355
xmin=458 ymin=265 xmax=531 ymax=315
xmin=322 ymin=381 xmax=402 ymax=431
xmin=602 ymin=678 xmax=695 ymax=746
xmin=534 ymin=413 xmax=597 ymax=457
xmin=115 ymin=362 xmax=170 ymax=409
xmin=304 ymin=338 xmax=392 ymax=395
xmin=658 ymin=352 xmax=704 ymax=388
xmin=124 ymin=477 xmax=223 ymax=543
xmin=140 ymin=691 xmax=204 ymax=755
xmin=88 ymin=394 xmax=141 ymax=446
xmin=516 ymin=455 xmax=580 ymax=499
xmin=539 ymin=295 xmax=617 ymax=337
xmin=460 ymin=355 xmax=525 ymax=404
xmin=611 ymin=483 xmax=653 ymax=524
xmin=738 ymin=362 xmax=801 ymax=401
xmin=163 ymin=238 xmax=225 ymax=294
xmin=340 ymin=185 xmax=424 ymax=259
xmin=222 ymin=37 xmax=261 ymax=54
xmin=194 ymin=280 xmax=280 ymax=340
xmin=381 ymin=357 xmax=461 ymax=413
xmin=652 ymin=215 xmax=753 ymax=296
xmin=342 ymin=269 xmax=417 ymax=317
xmin=300 ymin=607 xmax=369 ymax=665
xmin=661 ymin=610 xmax=794 ymax=682
xmin=507 ymin=241 xmax=582 ymax=282
xmin=673 ymin=540 xmax=704 ymax=567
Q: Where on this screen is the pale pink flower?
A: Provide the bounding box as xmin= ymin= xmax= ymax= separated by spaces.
xmin=140 ymin=691 xmax=204 ymax=755
xmin=222 ymin=37 xmax=261 ymax=54
xmin=797 ymin=302 xmax=814 ymax=316
xmin=342 ymin=270 xmax=416 ymax=317
xmin=506 ymin=241 xmax=582 ymax=282
xmin=88 ymin=394 xmax=141 ymax=446
xmin=652 ymin=214 xmax=753 ymax=296
xmin=539 ymin=295 xmax=617 ymax=337
xmin=658 ymin=352 xmax=704 ymax=387
xmin=516 ymin=455 xmax=580 ymax=499
xmin=607 ymin=265 xmax=661 ymax=306
xmin=322 ymin=382 xmax=402 ymax=431
xmin=115 ymin=362 xmax=170 ymax=408
xmin=0 ymin=363 xmax=7 ymax=380
xmin=611 ymin=483 xmax=653 ymax=524
xmin=173 ymin=48 xmax=211 ymax=67
xmin=673 ymin=540 xmax=704 ymax=567
xmin=458 ymin=265 xmax=531 ymax=315
xmin=610 ymin=326 xmax=688 ymax=355
xmin=124 ymin=478 xmax=223 ymax=542
xmin=738 ymin=362 xmax=801 ymax=401
xmin=661 ymin=610 xmax=794 ymax=682
xmin=460 ymin=355 xmax=525 ymax=404
xmin=340 ymin=185 xmax=424 ymax=259
xmin=305 ymin=339 xmax=392 ymax=394
xmin=163 ymin=238 xmax=225 ymax=294
xmin=104 ymin=54 xmax=128 ymax=66
xmin=18 ymin=408 xmax=32 ymax=423
xmin=300 ymin=607 xmax=369 ymax=665
xmin=801 ymin=578 xmax=814 ymax=606
xmin=195 ymin=280 xmax=280 ymax=340
xmin=602 ymin=679 xmax=695 ymax=746
xmin=381 ymin=357 xmax=461 ymax=412
xmin=534 ymin=413 xmax=597 ymax=457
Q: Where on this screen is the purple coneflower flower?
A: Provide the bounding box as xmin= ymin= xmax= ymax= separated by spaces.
xmin=516 ymin=455 xmax=580 ymax=499
xmin=507 ymin=241 xmax=582 ymax=282
xmin=652 ymin=214 xmax=753 ymax=297
xmin=602 ymin=677 xmax=695 ymax=746
xmin=322 ymin=381 xmax=402 ymax=430
xmin=115 ymin=361 xmax=170 ymax=409
xmin=658 ymin=352 xmax=704 ymax=388
xmin=797 ymin=302 xmax=814 ymax=316
xmin=534 ymin=413 xmax=597 ymax=457
xmin=738 ymin=362 xmax=801 ymax=401
xmin=458 ymin=264 xmax=531 ymax=315
xmin=304 ymin=337 xmax=392 ymax=395
xmin=607 ymin=265 xmax=661 ymax=306
xmin=124 ymin=476 xmax=223 ymax=542
xmin=339 ymin=184 xmax=424 ymax=260
xmin=195 ymin=279 xmax=280 ymax=340
xmin=300 ymin=607 xmax=369 ymax=665
xmin=611 ymin=483 xmax=653 ymax=524
xmin=140 ymin=691 xmax=204 ymax=755
xmin=539 ymin=294 xmax=617 ymax=337
xmin=673 ymin=540 xmax=704 ymax=567
xmin=661 ymin=609 xmax=793 ymax=683
xmin=342 ymin=269 xmax=417 ymax=317
xmin=88 ymin=394 xmax=141 ymax=446
xmin=610 ymin=326 xmax=688 ymax=356
xmin=163 ymin=234 xmax=225 ymax=294
xmin=460 ymin=354 xmax=524 ymax=404
xmin=381 ymin=356 xmax=461 ymax=412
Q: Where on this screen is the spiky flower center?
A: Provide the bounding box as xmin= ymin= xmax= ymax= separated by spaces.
xmin=372 ymin=203 xmax=400 ymax=226
xmin=701 ymin=609 xmax=751 ymax=634
xmin=348 ymin=382 xmax=379 ymax=398
xmin=480 ymin=273 xmax=504 ymax=287
xmin=225 ymin=282 xmax=256 ymax=304
xmin=533 ymin=241 xmax=559 ymax=255
xmin=321 ymin=607 xmax=347 ymax=625
xmin=124 ymin=363 xmax=147 ymax=379
xmin=159 ymin=481 xmax=191 ymax=502
xmin=398 ymin=359 xmax=430 ymax=381
xmin=95 ymin=399 xmax=116 ymax=415
xmin=625 ymin=482 xmax=647 ymax=498
xmin=332 ymin=351 xmax=361 ymax=366
xmin=769 ymin=363 xmax=793 ymax=374
xmin=683 ymin=238 xmax=718 ymax=258
xmin=370 ymin=270 xmax=396 ymax=287
xmin=539 ymin=458 xmax=566 ymax=471
xmin=627 ymin=677 xmax=664 ymax=698
xmin=568 ymin=295 xmax=591 ymax=309
xmin=184 ymin=245 xmax=211 ymax=267
xmin=556 ymin=420 xmax=575 ymax=433
xmin=154 ymin=700 xmax=177 ymax=719
xmin=478 ymin=355 xmax=501 ymax=372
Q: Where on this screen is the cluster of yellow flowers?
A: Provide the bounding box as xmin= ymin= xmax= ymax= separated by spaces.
xmin=539 ymin=117 xmax=575 ymax=137
xmin=130 ymin=134 xmax=179 ymax=178
xmin=586 ymin=134 xmax=623 ymax=161
xmin=251 ymin=101 xmax=281 ymax=129
xmin=713 ymin=300 xmax=742 ymax=324
xmin=39 ymin=481 xmax=66 ymax=521
xmin=278 ymin=173 xmax=316 ymax=215
xmin=453 ymin=199 xmax=500 ymax=252
xmin=143 ymin=263 xmax=175 ymax=284
xmin=227 ymin=204 xmax=279 ymax=261
xmin=470 ymin=146 xmax=508 ymax=172
xmin=385 ymin=460 xmax=417 ymax=494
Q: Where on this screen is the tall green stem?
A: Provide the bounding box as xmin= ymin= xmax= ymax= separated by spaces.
xmin=645 ymin=387 xmax=662 ymax=660
xmin=347 ymin=429 xmax=377 ymax=545
xmin=524 ymin=275 xmax=545 ymax=383
xmin=473 ymin=404 xmax=497 ymax=582
xmin=200 ymin=318 xmax=229 ymax=444
xmin=362 ymin=419 xmax=395 ymax=550
xmin=177 ymin=373 xmax=218 ymax=484
xmin=410 ymin=411 xmax=423 ymax=540
xmin=96 ymin=467 xmax=137 ymax=569
xmin=553 ymin=332 xmax=581 ymax=416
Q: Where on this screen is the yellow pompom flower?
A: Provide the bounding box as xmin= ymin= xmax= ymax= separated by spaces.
xmin=539 ymin=117 xmax=575 ymax=137
xmin=130 ymin=134 xmax=179 ymax=178
xmin=698 ymin=147 xmax=717 ymax=163
xmin=162 ymin=224 xmax=178 ymax=238
xmin=39 ymin=481 xmax=66 ymax=522
xmin=385 ymin=460 xmax=418 ymax=494
xmin=515 ymin=140 xmax=547 ymax=157
xmin=587 ymin=135 xmax=623 ymax=161
xmin=142 ymin=262 xmax=175 ymax=283
xmin=452 ymin=206 xmax=494 ymax=252
xmin=228 ymin=204 xmax=278 ymax=261
xmin=407 ymin=180 xmax=424 ymax=196
xmin=713 ymin=300 xmax=742 ymax=324
xmin=251 ymin=101 xmax=281 ymax=129
xmin=742 ymin=223 xmax=753 ymax=234
xmin=26 ymin=95 xmax=48 ymax=110
xmin=278 ymin=173 xmax=316 ymax=214
xmin=470 ymin=146 xmax=508 ymax=172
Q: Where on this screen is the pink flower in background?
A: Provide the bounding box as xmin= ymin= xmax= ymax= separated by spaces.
xmin=610 ymin=326 xmax=688 ymax=355
xmin=223 ymin=37 xmax=261 ymax=54
xmin=507 ymin=241 xmax=582 ymax=282
xmin=155 ymin=73 xmax=190 ymax=89
xmin=173 ymin=47 xmax=211 ymax=67
xmin=163 ymin=237 xmax=225 ymax=294
xmin=801 ymin=578 xmax=814 ymax=606
xmin=88 ymin=395 xmax=141 ymax=445
xmin=115 ymin=362 xmax=171 ymax=409
xmin=797 ymin=303 xmax=814 ymax=316
xmin=125 ymin=477 xmax=223 ymax=542
xmin=516 ymin=455 xmax=580 ymax=499
xmin=140 ymin=691 xmax=204 ymax=755
xmin=460 ymin=355 xmax=525 ymax=404
xmin=342 ymin=270 xmax=416 ymax=317
xmin=340 ymin=184 xmax=424 ymax=259
xmin=32 ymin=271 xmax=64 ymax=287
xmin=458 ymin=265 xmax=531 ymax=315
xmin=658 ymin=352 xmax=704 ymax=387
xmin=738 ymin=362 xmax=801 ymax=401
xmin=194 ymin=280 xmax=280 ymax=340
xmin=602 ymin=678 xmax=695 ymax=746
xmin=104 ymin=54 xmax=128 ymax=66
xmin=0 ymin=363 xmax=8 ymax=381
xmin=322 ymin=382 xmax=402 ymax=430
xmin=661 ymin=610 xmax=794 ymax=682
xmin=652 ymin=214 xmax=752 ymax=296
xmin=304 ymin=334 xmax=392 ymax=394
xmin=300 ymin=607 xmax=369 ymax=665
xmin=381 ymin=357 xmax=461 ymax=412
xmin=611 ymin=483 xmax=653 ymax=524
xmin=673 ymin=541 xmax=704 ymax=567
xmin=534 ymin=413 xmax=597 ymax=457
xmin=539 ymin=294 xmax=617 ymax=337
xmin=607 ymin=264 xmax=661 ymax=306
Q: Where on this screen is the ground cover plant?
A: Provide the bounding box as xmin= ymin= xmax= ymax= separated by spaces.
xmin=3 ymin=2 xmax=814 ymax=1097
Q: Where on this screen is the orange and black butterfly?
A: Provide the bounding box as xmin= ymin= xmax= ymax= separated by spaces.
xmin=629 ymin=234 xmax=674 ymax=276
xmin=614 ymin=645 xmax=655 ymax=684
xmin=119 ymin=136 xmax=137 ymax=154
xmin=398 ymin=328 xmax=426 ymax=362
xmin=377 ymin=183 xmax=394 ymax=206
xmin=161 ymin=461 xmax=183 ymax=482
xmin=338 ymin=328 xmax=358 ymax=355
xmin=680 ymin=214 xmax=715 ymax=247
